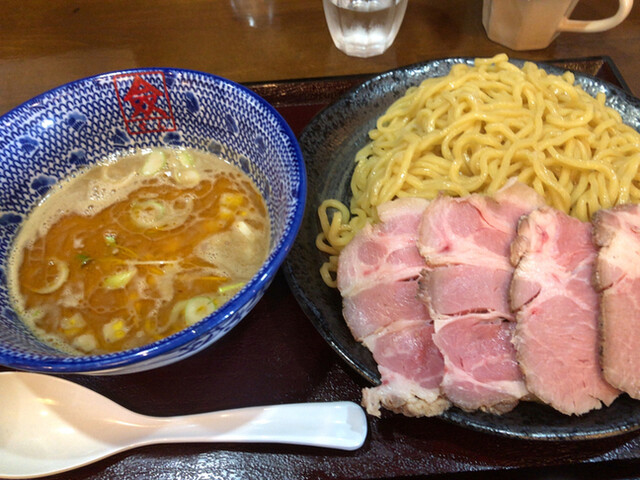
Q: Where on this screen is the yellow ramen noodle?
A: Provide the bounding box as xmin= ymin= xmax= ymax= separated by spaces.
xmin=317 ymin=54 xmax=640 ymax=287
xmin=9 ymin=147 xmax=270 ymax=355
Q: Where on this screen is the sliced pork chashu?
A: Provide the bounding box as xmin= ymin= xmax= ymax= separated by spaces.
xmin=511 ymin=207 xmax=619 ymax=415
xmin=416 ymin=181 xmax=545 ymax=413
xmin=337 ymin=198 xmax=450 ymax=417
xmin=593 ymin=204 xmax=640 ymax=400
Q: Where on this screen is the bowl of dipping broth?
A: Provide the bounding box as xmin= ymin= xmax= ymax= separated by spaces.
xmin=0 ymin=68 xmax=306 ymax=374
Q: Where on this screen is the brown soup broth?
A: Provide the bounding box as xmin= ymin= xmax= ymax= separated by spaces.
xmin=8 ymin=148 xmax=269 ymax=355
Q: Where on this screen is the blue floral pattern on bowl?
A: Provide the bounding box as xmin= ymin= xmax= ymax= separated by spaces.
xmin=0 ymin=68 xmax=306 ymax=374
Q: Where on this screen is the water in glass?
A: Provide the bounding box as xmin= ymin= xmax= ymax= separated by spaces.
xmin=323 ymin=0 xmax=408 ymax=57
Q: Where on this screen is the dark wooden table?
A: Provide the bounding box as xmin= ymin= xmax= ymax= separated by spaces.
xmin=4 ymin=56 xmax=640 ymax=480
xmin=2 ymin=0 xmax=640 ymax=117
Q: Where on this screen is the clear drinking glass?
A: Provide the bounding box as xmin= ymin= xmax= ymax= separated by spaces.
xmin=323 ymin=0 xmax=408 ymax=58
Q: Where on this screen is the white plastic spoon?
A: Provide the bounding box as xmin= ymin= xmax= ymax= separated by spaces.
xmin=0 ymin=371 xmax=368 ymax=479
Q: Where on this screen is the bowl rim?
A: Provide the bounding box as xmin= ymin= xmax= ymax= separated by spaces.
xmin=0 ymin=67 xmax=307 ymax=373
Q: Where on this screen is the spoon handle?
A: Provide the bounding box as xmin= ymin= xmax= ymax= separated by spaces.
xmin=140 ymin=401 xmax=367 ymax=451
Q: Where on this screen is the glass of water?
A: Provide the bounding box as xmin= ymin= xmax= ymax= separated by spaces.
xmin=323 ymin=0 xmax=408 ymax=58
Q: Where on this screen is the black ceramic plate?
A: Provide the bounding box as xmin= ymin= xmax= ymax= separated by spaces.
xmin=283 ymin=57 xmax=640 ymax=440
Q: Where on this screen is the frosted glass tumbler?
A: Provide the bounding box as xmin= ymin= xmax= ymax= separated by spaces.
xmin=323 ymin=0 xmax=408 ymax=58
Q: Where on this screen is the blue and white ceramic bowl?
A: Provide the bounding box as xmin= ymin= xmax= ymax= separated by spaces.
xmin=0 ymin=68 xmax=306 ymax=374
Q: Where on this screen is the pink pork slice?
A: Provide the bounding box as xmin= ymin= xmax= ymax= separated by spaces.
xmin=361 ymin=319 xmax=449 ymax=417
xmin=338 ymin=197 xmax=433 ymax=340
xmin=337 ymin=197 xmax=450 ymax=417
xmin=432 ymin=313 xmax=527 ymax=414
xmin=511 ymin=207 xmax=619 ymax=415
xmin=593 ymin=204 xmax=640 ymax=400
xmin=417 ymin=181 xmax=545 ymax=413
